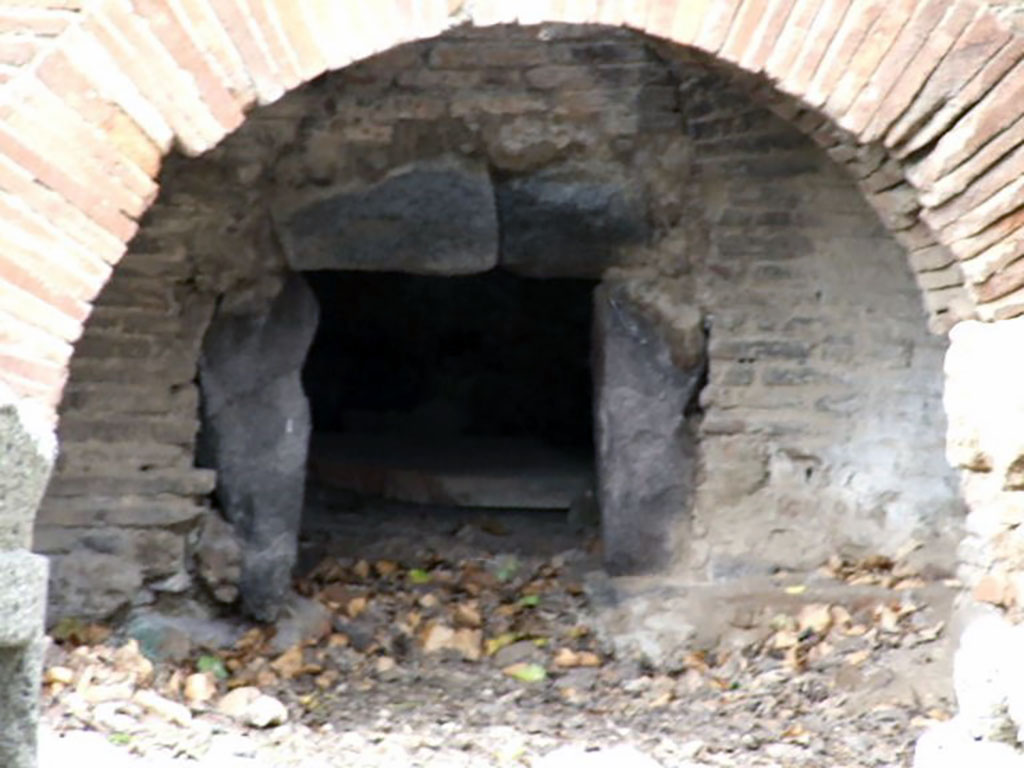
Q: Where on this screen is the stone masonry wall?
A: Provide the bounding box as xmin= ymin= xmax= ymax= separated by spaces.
xmin=671 ymin=59 xmax=963 ymax=578
xmin=37 ymin=24 xmax=961 ymax=620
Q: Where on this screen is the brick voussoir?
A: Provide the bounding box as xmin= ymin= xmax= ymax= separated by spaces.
xmin=739 ymin=0 xmax=793 ymax=74
xmin=826 ymin=0 xmax=917 ymax=120
xmin=763 ymin=0 xmax=826 ymax=93
xmin=861 ymin=0 xmax=976 ymax=144
xmin=695 ymin=0 xmax=744 ymax=53
xmin=0 ymin=85 xmax=152 ymax=218
xmin=802 ymin=0 xmax=883 ymax=109
xmin=775 ymin=0 xmax=853 ymax=100
xmin=932 ymin=176 xmax=1024 ymax=243
xmin=131 ymin=0 xmax=249 ymax=133
xmin=0 ymin=122 xmax=138 ymax=241
xmin=82 ymin=13 xmax=212 ymax=154
xmin=203 ymin=0 xmax=285 ymax=105
xmin=35 ymin=47 xmax=165 ymax=178
xmin=884 ymin=8 xmax=1011 ymax=151
xmin=910 ymin=58 xmax=1024 ymax=190
xmin=93 ymin=3 xmax=231 ymax=154
xmin=241 ymin=0 xmax=302 ymax=90
xmin=167 ymin=0 xmax=258 ymax=103
xmin=264 ymin=0 xmax=326 ymax=81
xmin=895 ymin=35 xmax=1024 ymax=159
xmin=839 ymin=0 xmax=949 ymax=136
xmin=17 ymin=76 xmax=156 ymax=202
xmin=0 ymin=155 xmax=126 ymax=263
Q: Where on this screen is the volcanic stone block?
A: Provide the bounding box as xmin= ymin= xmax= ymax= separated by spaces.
xmin=496 ymin=163 xmax=651 ymax=278
xmin=0 ymin=636 xmax=45 ymax=768
xmin=1 ymin=398 xmax=54 ymax=551
xmin=199 ymin=274 xmax=319 ymax=622
xmin=594 ymin=278 xmax=705 ymax=575
xmin=277 ymin=159 xmax=498 ymax=275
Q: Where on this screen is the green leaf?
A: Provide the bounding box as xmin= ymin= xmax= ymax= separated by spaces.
xmin=504 ymin=662 xmax=547 ymax=683
xmin=493 ymin=555 xmax=520 ymax=583
xmin=519 ymin=594 xmax=540 ymax=607
xmin=408 ymin=569 xmax=432 ymax=584
xmin=108 ymin=733 xmax=132 ymax=746
xmin=197 ymin=654 xmax=228 ymax=680
xmin=485 ymin=632 xmax=519 ymax=656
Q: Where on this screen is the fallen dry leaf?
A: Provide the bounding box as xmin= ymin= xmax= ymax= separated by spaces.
xmin=347 ymin=596 xmax=368 ymax=618
xmin=454 ymin=602 xmax=483 ymax=628
xmin=797 ymin=604 xmax=832 ymax=635
xmin=270 ymin=646 xmax=305 ymax=679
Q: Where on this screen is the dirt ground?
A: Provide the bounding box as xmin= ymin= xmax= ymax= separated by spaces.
xmin=39 ymin=495 xmax=957 ymax=767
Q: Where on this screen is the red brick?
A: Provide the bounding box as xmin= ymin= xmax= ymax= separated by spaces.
xmin=644 ymin=0 xmax=679 ymax=37
xmin=739 ymin=0 xmax=792 ymax=72
xmin=862 ymin=0 xmax=975 ymax=142
xmin=775 ymin=0 xmax=852 ymax=99
xmin=763 ymin=0 xmax=825 ymax=89
xmin=669 ymin=0 xmax=714 ymax=46
xmin=932 ymin=175 xmax=1024 ymax=243
xmin=0 ymin=245 xmax=91 ymax=329
xmin=0 ymin=210 xmax=110 ymax=301
xmin=557 ymin=0 xmax=600 ymax=24
xmin=960 ymin=236 xmax=1024 ymax=291
xmin=83 ymin=12 xmax=215 ymax=154
xmin=892 ymin=19 xmax=1023 ymax=156
xmin=920 ymin=114 xmax=1024 ymax=209
xmin=825 ymin=0 xmax=916 ymax=119
xmin=910 ymin=58 xmax=1024 ymax=191
xmin=169 ymin=0 xmax=257 ymax=102
xmin=695 ymin=0 xmax=743 ymax=53
xmin=0 ymin=349 xmax=68 ymax=408
xmin=132 ymin=0 xmax=249 ymax=132
xmin=718 ymin=0 xmax=770 ymax=64
xmin=919 ymin=139 xmax=1024 ymax=231
xmin=0 ymin=120 xmax=137 ymax=240
xmin=803 ymin=0 xmax=884 ymax=109
xmin=0 ymin=154 xmax=126 ymax=263
xmin=0 ymin=268 xmax=84 ymax=344
xmin=204 ymin=0 xmax=284 ymax=105
xmin=243 ymin=0 xmax=301 ymax=89
xmin=265 ymin=0 xmax=327 ymax=81
xmin=948 ymin=208 xmax=1024 ymax=262
xmin=840 ymin=0 xmax=948 ymax=135
xmin=0 ymin=9 xmax=74 ymax=36
xmin=0 ymin=38 xmax=40 ymax=67
xmin=12 ymin=77 xmax=155 ymax=202
xmin=36 ymin=50 xmax=163 ymax=179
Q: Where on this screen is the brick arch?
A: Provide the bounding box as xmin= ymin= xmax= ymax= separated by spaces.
xmin=0 ymin=0 xmax=1022 ymax=423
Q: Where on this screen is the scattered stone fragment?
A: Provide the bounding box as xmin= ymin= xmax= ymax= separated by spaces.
xmin=218 ymin=686 xmax=289 ymax=728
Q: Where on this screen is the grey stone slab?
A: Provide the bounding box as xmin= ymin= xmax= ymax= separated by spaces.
xmin=277 ymin=158 xmax=498 ymax=275
xmin=0 ymin=398 xmax=54 ymax=551
xmin=593 ymin=278 xmax=704 ymax=575
xmin=496 ymin=163 xmax=651 ymax=278
xmin=0 ymin=636 xmax=45 ymax=768
xmin=199 ymin=274 xmax=319 ymax=622
xmin=0 ymin=550 xmax=47 ymax=647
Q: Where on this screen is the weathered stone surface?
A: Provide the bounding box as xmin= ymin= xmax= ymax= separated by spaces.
xmin=593 ymin=278 xmax=704 ymax=575
xmin=199 ymin=274 xmax=319 ymax=621
xmin=0 ymin=637 xmax=45 ymax=768
xmin=1 ymin=389 xmax=55 ymax=551
xmin=496 ymin=163 xmax=651 ymax=278
xmin=277 ymin=158 xmax=498 ymax=275
xmin=48 ymin=551 xmax=144 ymax=622
xmin=0 ymin=551 xmax=48 ymax=647
xmin=195 ymin=512 xmax=242 ymax=604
